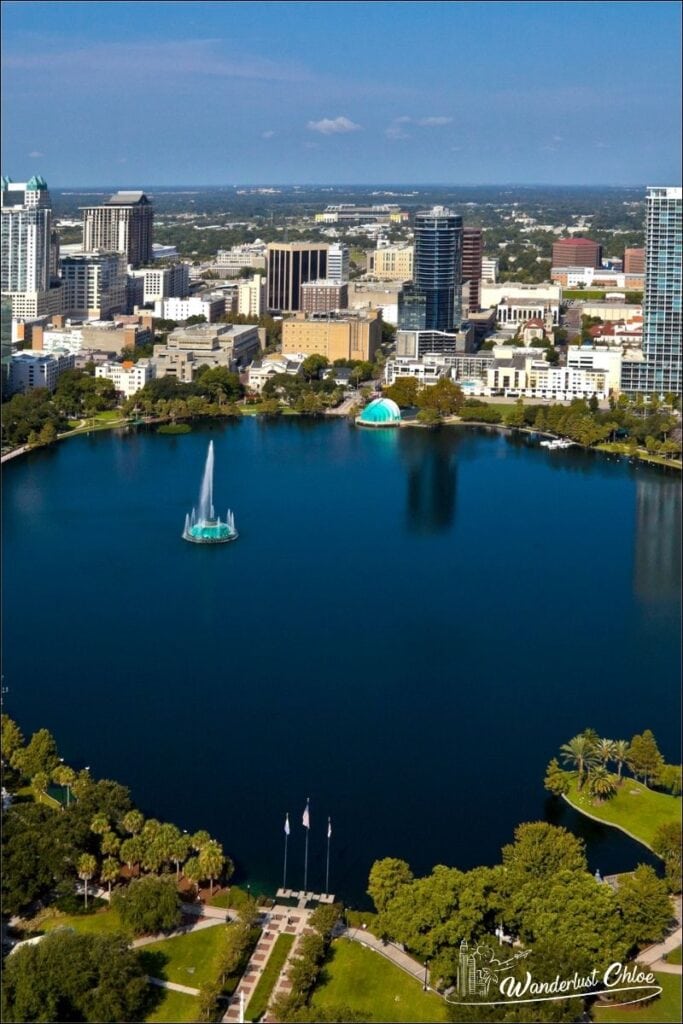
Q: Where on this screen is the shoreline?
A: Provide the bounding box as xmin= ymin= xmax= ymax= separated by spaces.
xmin=561 ymin=792 xmax=656 ymax=853
xmin=3 ymin=410 xmax=680 ymax=474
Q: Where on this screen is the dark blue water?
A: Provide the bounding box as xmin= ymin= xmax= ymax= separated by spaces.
xmin=2 ymin=421 xmax=680 ymax=903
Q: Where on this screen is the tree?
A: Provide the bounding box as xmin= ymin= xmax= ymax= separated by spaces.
xmin=1 ymin=930 xmax=148 ymax=1023
xmin=100 ymin=856 xmax=120 ymax=897
xmin=501 ymin=823 xmax=587 ymax=889
xmin=120 ymin=836 xmax=144 ymax=876
xmin=652 ymin=823 xmax=682 ymax=889
xmin=112 ymin=875 xmax=181 ymax=935
xmin=198 ymin=839 xmax=225 ymax=895
xmin=617 ymin=865 xmax=673 ymax=947
xmin=31 ymin=771 xmax=50 ymax=799
xmin=543 ymin=758 xmax=571 ymax=796
xmin=383 ymin=377 xmax=420 ymax=408
xmin=503 ymin=398 xmax=526 ymax=428
xmin=39 ymin=420 xmax=57 ymax=446
xmin=309 ymin=903 xmax=342 ymax=939
xmin=655 ymin=763 xmax=682 ymax=796
xmin=78 ymin=853 xmax=97 ymax=909
xmin=51 ymin=763 xmax=76 ymax=805
xmin=122 ymin=808 xmax=144 ymax=835
xmin=101 ymin=830 xmax=121 ymax=858
xmin=191 ymin=828 xmax=212 ymax=851
xmin=627 ymin=730 xmax=664 ymax=785
xmin=90 ymin=812 xmax=110 ymax=836
xmin=169 ymin=831 xmax=192 ymax=880
xmin=1 ymin=714 xmax=24 ymax=764
xmin=586 ymin=765 xmax=618 ymax=802
xmin=559 ymin=734 xmax=597 ymax=788
xmin=417 ymin=377 xmax=464 ymax=417
xmin=367 ymin=857 xmax=414 ymax=913
xmin=183 ymin=855 xmax=203 ymax=894
xmin=594 ymin=738 xmax=616 ymax=765
xmin=417 ymin=406 xmax=441 ymax=426
xmin=613 ymin=740 xmax=630 ymax=782
xmin=301 ymin=354 xmax=329 ymax=381
xmin=10 ymin=728 xmax=59 ymax=780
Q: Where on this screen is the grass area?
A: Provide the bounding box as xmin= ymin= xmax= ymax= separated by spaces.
xmin=593 ymin=972 xmax=681 ymax=1022
xmin=312 ymin=939 xmax=447 ymax=1023
xmin=15 ymin=784 xmax=62 ymax=809
xmin=144 ymin=989 xmax=200 ymax=1023
xmin=664 ymin=945 xmax=682 ymax=965
xmin=39 ymin=906 xmax=130 ymax=937
xmin=596 ymin=442 xmax=681 ymax=470
xmin=157 ymin=423 xmax=192 ymax=434
xmin=138 ymin=924 xmax=227 ymax=991
xmin=208 ymin=885 xmax=258 ymax=911
xmin=563 ymin=289 xmax=607 ymax=299
xmin=346 ymin=910 xmax=380 ymax=930
xmin=245 ymin=932 xmax=295 ymax=1021
xmin=563 ymin=776 xmax=681 ymax=849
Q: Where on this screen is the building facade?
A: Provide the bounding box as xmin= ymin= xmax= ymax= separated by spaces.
xmin=237 ymin=274 xmax=266 ymax=317
xmin=327 ymin=243 xmax=349 ymax=283
xmin=300 ymin=280 xmax=348 ymax=314
xmin=266 ymin=243 xmax=328 ymax=312
xmin=462 ymin=226 xmax=483 ymax=312
xmin=281 ymin=311 xmax=381 ymax=362
xmin=155 ymin=295 xmax=226 ymax=322
xmin=551 ymin=237 xmax=602 ymax=269
xmin=367 ymin=244 xmax=414 ymax=281
xmin=61 ymin=252 xmax=127 ymax=320
xmin=8 ymin=349 xmax=74 ymax=394
xmin=623 ymin=247 xmax=645 ymax=274
xmin=1 ymin=175 xmax=63 ymax=319
xmin=400 ymin=206 xmax=463 ymax=331
xmin=81 ymin=190 xmax=154 ymax=268
xmin=95 ymin=358 xmax=153 ymax=397
xmin=128 ymin=264 xmax=189 ymax=305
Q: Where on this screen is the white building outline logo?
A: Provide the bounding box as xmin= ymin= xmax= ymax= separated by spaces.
xmin=456 ymin=939 xmax=530 ymax=998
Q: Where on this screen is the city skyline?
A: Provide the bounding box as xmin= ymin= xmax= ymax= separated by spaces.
xmin=2 ymin=1 xmax=681 ymax=187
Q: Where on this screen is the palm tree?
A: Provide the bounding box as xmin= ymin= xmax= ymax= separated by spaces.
xmin=122 ymin=809 xmax=144 ymax=835
xmin=101 ymin=857 xmax=120 ymax=897
xmin=183 ymin=855 xmax=203 ymax=897
xmin=101 ymin=831 xmax=121 ymax=858
xmin=120 ymin=836 xmax=143 ymax=876
xmin=191 ymin=829 xmax=211 ymax=852
xmin=560 ymin=734 xmax=598 ymax=788
xmin=199 ymin=841 xmax=224 ymax=897
xmin=78 ymin=853 xmax=97 ymax=909
xmin=32 ymin=771 xmax=50 ymax=802
xmin=169 ymin=832 xmax=192 ymax=881
xmin=587 ymin=766 xmax=618 ymax=803
xmin=90 ymin=813 xmax=110 ymax=837
xmin=594 ymin=738 xmax=616 ymax=766
xmin=613 ymin=740 xmax=630 ymax=782
xmin=52 ymin=764 xmax=76 ymax=806
xmin=154 ymin=823 xmax=181 ymax=873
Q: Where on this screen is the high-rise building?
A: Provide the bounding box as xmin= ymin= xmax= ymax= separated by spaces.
xmin=638 ymin=187 xmax=681 ymax=393
xmin=61 ymin=252 xmax=128 ymax=320
xmin=327 ymin=243 xmax=349 ymax=283
xmin=237 ymin=274 xmax=266 ymax=317
xmin=623 ymin=247 xmax=645 ymax=274
xmin=462 ymin=227 xmax=483 ymax=313
xmin=1 ymin=175 xmax=63 ymax=318
xmin=266 ymin=242 xmax=328 ymax=312
xmin=300 ymin=280 xmax=348 ymax=314
xmin=399 ymin=207 xmax=463 ymax=332
xmin=551 ymin=237 xmax=602 ymax=269
xmin=82 ymin=190 xmax=154 ymax=268
xmin=367 ymin=244 xmax=414 ymax=281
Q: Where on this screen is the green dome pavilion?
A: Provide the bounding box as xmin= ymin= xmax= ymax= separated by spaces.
xmin=356 ymin=397 xmax=402 ymax=428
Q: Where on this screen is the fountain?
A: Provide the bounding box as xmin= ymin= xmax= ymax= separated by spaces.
xmin=182 ymin=441 xmax=238 ymax=544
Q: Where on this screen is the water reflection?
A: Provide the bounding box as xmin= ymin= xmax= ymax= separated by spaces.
xmin=399 ymin=429 xmax=458 ymax=533
xmin=634 ymin=474 xmax=682 ymax=602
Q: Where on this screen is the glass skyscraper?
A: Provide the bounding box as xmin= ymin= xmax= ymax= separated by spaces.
xmin=622 ymin=186 xmax=681 ymax=394
xmin=398 ymin=206 xmax=463 ymax=331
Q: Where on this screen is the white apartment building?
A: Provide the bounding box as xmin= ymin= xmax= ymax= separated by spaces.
xmin=8 ymin=349 xmax=74 ymax=394
xmin=383 ymin=354 xmax=451 ymax=387
xmin=247 ymin=353 xmax=306 ymax=393
xmin=128 ymin=264 xmax=189 ymax=304
xmin=566 ymin=346 xmax=623 ymax=392
xmin=1 ymin=175 xmax=63 ymax=320
xmin=215 ymin=243 xmax=267 ymax=276
xmin=327 ymin=243 xmax=350 ymax=283
xmin=39 ymin=321 xmax=152 ymax=357
xmin=237 ymin=274 xmax=266 ymax=317
xmin=155 ymin=295 xmax=226 ymax=322
xmin=61 ymin=252 xmax=127 ymax=320
xmin=96 ymin=358 xmax=153 ymax=397
xmin=481 ymin=257 xmax=499 ymax=283
xmin=551 ymin=266 xmax=644 ymax=289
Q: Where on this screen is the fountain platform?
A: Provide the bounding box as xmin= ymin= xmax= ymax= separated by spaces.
xmin=182 ymin=440 xmax=238 ymax=545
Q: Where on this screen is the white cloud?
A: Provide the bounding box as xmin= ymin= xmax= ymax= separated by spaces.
xmin=28 ymin=150 xmax=44 ymax=158
xmin=307 ymin=116 xmax=362 ymax=135
xmin=261 ymin=130 xmax=276 ymax=139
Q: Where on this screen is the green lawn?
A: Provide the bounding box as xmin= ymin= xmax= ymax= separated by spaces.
xmin=145 ymin=989 xmax=200 ymax=1023
xmin=563 ymin=289 xmax=607 ymax=299
xmin=593 ymin=972 xmax=681 ymax=1022
xmin=245 ymin=932 xmax=295 ymax=1021
xmin=138 ymin=924 xmax=227 ymax=991
xmin=312 ymin=939 xmax=447 ymax=1023
xmin=40 ymin=906 xmax=130 ymax=937
xmin=664 ymin=945 xmax=682 ymax=965
xmin=563 ymin=776 xmax=681 ymax=849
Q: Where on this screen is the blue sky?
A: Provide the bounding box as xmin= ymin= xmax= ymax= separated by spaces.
xmin=2 ymin=1 xmax=681 ymax=186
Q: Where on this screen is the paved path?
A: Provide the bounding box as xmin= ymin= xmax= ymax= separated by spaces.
xmin=131 ymin=915 xmax=226 ymax=948
xmin=147 ymin=976 xmax=200 ymax=996
xmin=637 ymin=896 xmax=682 ymax=974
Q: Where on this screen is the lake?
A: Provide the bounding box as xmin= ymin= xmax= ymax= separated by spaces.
xmin=2 ymin=419 xmax=680 ymax=903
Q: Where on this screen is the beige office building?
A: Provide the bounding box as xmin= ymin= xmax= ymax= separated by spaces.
xmin=81 ymin=191 xmax=154 ymax=268
xmin=367 ymin=245 xmax=414 ymax=280
xmin=282 ymin=311 xmax=382 ymax=362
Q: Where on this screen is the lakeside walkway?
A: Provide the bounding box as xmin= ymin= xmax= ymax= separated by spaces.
xmin=345 ymin=926 xmax=432 ymax=989
xmin=637 ymin=896 xmax=682 ymax=975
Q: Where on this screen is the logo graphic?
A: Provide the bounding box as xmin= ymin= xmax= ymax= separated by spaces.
xmin=455 ymin=939 xmax=530 ymax=997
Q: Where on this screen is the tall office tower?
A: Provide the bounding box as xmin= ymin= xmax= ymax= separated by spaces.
xmin=327 ymin=243 xmax=349 ymax=283
xmin=462 ymin=226 xmax=483 ymax=313
xmin=1 ymin=175 xmax=63 ymax=319
xmin=266 ymin=242 xmax=328 ymax=311
xmin=623 ymin=247 xmax=645 ymax=274
xmin=551 ymin=237 xmax=602 ymax=269
xmin=82 ymin=190 xmax=154 ymax=268
xmin=398 ymin=206 xmax=463 ymax=331
xmin=640 ymin=186 xmax=682 ymax=393
xmin=61 ymin=252 xmax=127 ymax=320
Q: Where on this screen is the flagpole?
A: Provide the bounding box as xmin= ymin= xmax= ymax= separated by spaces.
xmin=303 ymin=798 xmax=310 ymax=893
xmin=283 ymin=817 xmax=289 ymax=890
xmin=325 ymin=818 xmax=331 ymax=895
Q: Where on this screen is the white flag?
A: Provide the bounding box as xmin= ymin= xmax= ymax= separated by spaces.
xmin=327 ymin=818 xmax=332 ymax=839
xmin=284 ymin=814 xmax=290 ymax=836
xmin=302 ymin=800 xmax=310 ymax=829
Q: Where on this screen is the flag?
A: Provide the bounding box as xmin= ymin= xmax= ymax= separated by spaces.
xmin=284 ymin=814 xmax=290 ymax=836
xmin=302 ymin=800 xmax=310 ymax=830
xmin=327 ymin=818 xmax=332 ymax=839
